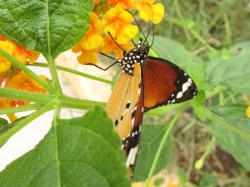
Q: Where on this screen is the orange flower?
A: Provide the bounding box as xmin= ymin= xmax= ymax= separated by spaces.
xmin=108 ymin=0 xmax=135 ymax=9
xmin=72 ymin=12 xmax=103 ymax=64
xmin=0 ymin=98 xmax=17 ymax=122
xmin=0 ymin=40 xmax=40 ymax=73
xmin=136 ymin=0 xmax=164 ymax=24
xmin=247 ymin=106 xmax=250 ymax=118
xmin=102 ymin=4 xmax=138 ymax=44
xmin=102 ymin=35 xmax=134 ymax=58
xmin=6 ymin=72 xmax=47 ymax=94
xmin=5 ymin=72 xmax=47 ymax=107
xmin=0 ymin=34 xmax=5 ymax=41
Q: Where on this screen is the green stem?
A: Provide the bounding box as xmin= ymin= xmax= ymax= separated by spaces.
xmin=0 ymin=100 xmax=56 ymax=147
xmin=47 ymin=57 xmax=62 ymax=94
xmin=198 ymin=106 xmax=250 ymax=140
xmin=0 ymin=88 xmax=105 ymax=110
xmin=0 ymin=88 xmax=55 ymax=104
xmin=189 ymin=30 xmax=217 ymax=53
xmin=0 ymin=48 xmax=55 ymax=94
xmin=0 ymin=103 xmax=41 ymax=115
xmin=174 ymin=0 xmax=191 ymax=40
xmin=195 ymin=136 xmax=215 ymax=169
xmin=145 ymin=108 xmax=183 ymax=187
xmin=202 ymin=1 xmax=230 ymax=39
xmin=29 ymin=62 xmax=115 ymax=85
xmin=61 ymin=95 xmax=106 ymax=109
xmin=223 ymin=13 xmax=232 ymax=46
xmin=44 ymin=0 xmax=61 ymax=95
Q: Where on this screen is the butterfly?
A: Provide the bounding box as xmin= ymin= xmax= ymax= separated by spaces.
xmin=93 ymin=37 xmax=197 ymax=177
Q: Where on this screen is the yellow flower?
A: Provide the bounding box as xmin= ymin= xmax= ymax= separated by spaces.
xmin=136 ymin=0 xmax=164 ymax=24
xmin=75 ymin=48 xmax=100 ymax=65
xmin=72 ymin=12 xmax=103 ymax=64
xmin=108 ymin=0 xmax=135 ymax=9
xmin=0 ymin=40 xmax=40 ymax=73
xmin=0 ymin=40 xmax=14 ymax=73
xmin=247 ymin=106 xmax=250 ymax=118
xmin=102 ymin=35 xmax=134 ymax=58
xmin=102 ymin=4 xmax=138 ymax=44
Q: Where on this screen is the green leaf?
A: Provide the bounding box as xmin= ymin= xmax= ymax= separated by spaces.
xmin=133 ymin=124 xmax=172 ymax=182
xmin=154 ymin=178 xmax=164 ymax=186
xmin=193 ymin=90 xmax=207 ymax=122
xmin=230 ymin=41 xmax=250 ymax=54
xmin=210 ymin=104 xmax=250 ymax=170
xmin=177 ymin=168 xmax=188 ymax=183
xmin=0 ymin=118 xmax=8 ymax=129
xmin=0 ymin=106 xmax=130 ymax=187
xmin=0 ymin=116 xmax=31 ymax=147
xmin=206 ymin=52 xmax=250 ymax=94
xmin=0 ymin=116 xmax=29 ymax=135
xmin=151 ymin=36 xmax=204 ymax=86
xmin=0 ymin=0 xmax=92 ymax=59
xmin=199 ymin=175 xmax=216 ymax=187
xmin=145 ymin=103 xmax=183 ymax=116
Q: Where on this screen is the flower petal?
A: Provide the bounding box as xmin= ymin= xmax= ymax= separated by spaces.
xmin=77 ymin=48 xmax=99 ymax=65
xmin=247 ymin=106 xmax=250 ymax=118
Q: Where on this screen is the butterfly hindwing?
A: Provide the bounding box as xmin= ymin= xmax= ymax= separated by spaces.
xmin=143 ymin=56 xmax=197 ymax=111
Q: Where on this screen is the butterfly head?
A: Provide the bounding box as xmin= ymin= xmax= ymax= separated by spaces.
xmin=119 ymin=40 xmax=150 ymax=75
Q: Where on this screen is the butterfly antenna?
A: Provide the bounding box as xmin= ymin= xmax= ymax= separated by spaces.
xmin=150 ymin=24 xmax=155 ymax=47
xmin=108 ymin=31 xmax=126 ymax=56
xmin=99 ymin=52 xmax=115 ymax=60
xmin=125 ymin=9 xmax=147 ymax=44
xmin=133 ymin=17 xmax=147 ymax=44
xmin=86 ymin=60 xmax=119 ymax=71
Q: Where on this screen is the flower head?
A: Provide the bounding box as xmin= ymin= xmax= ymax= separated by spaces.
xmin=6 ymin=72 xmax=47 ymax=94
xmin=102 ymin=4 xmax=138 ymax=44
xmin=72 ymin=12 xmax=103 ymax=64
xmin=0 ymin=39 xmax=40 ymax=73
xmin=136 ymin=0 xmax=164 ymax=24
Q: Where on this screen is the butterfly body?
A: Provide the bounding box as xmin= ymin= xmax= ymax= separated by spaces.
xmin=105 ymin=40 xmax=197 ymax=177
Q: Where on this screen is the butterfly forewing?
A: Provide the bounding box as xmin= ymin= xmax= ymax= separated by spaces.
xmin=125 ymin=83 xmax=144 ymax=175
xmin=105 ymin=63 xmax=142 ymax=151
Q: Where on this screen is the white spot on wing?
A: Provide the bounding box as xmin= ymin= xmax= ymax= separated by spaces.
xmin=176 ymin=79 xmax=192 ymax=99
xmin=126 ymin=145 xmax=138 ymax=168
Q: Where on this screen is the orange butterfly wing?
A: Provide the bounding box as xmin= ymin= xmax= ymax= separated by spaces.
xmin=143 ymin=56 xmax=197 ymax=111
xmin=105 ymin=63 xmax=143 ymax=177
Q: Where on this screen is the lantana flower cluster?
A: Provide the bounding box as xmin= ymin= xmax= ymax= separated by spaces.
xmin=72 ymin=0 xmax=164 ymax=65
xmin=0 ymin=0 xmax=164 ymax=121
xmin=0 ymin=35 xmax=46 ymax=121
